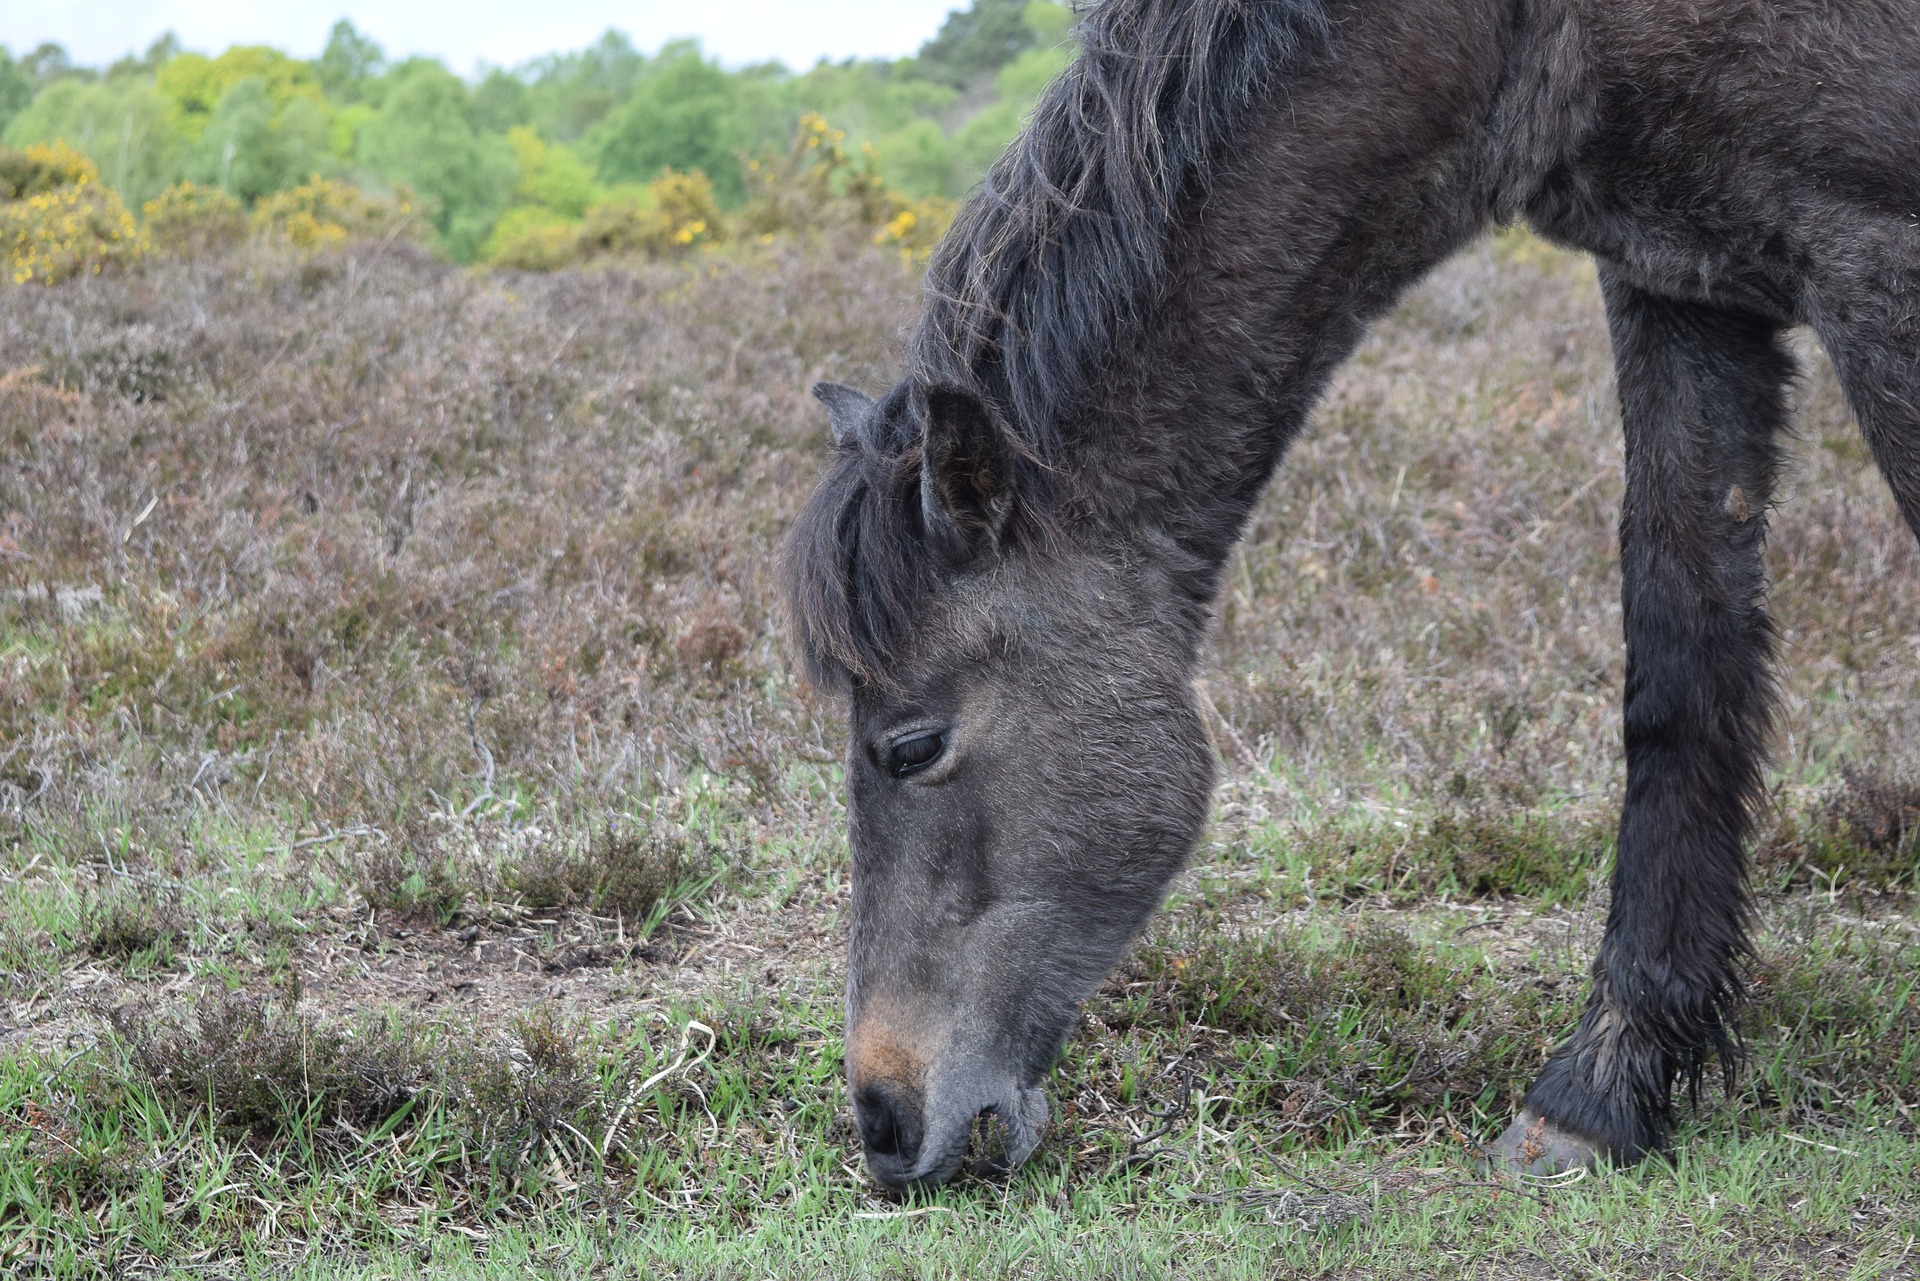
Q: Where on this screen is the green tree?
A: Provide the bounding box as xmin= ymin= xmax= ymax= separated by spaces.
xmin=590 ymin=43 xmax=747 ymax=201
xmin=1022 ymin=2 xmax=1075 ymax=49
xmin=106 ymin=33 xmax=182 ymax=83
xmin=787 ymin=60 xmax=959 ymax=195
xmin=157 ymin=46 xmax=327 ymax=145
xmin=911 ymin=0 xmax=1045 ymax=87
xmin=329 ymin=102 xmax=376 ymax=163
xmin=356 ymin=60 xmax=514 ymax=260
xmin=0 ymin=49 xmax=33 ymax=136
xmin=3 ymin=76 xmax=180 ymax=207
xmin=187 ymin=77 xmax=331 ymax=201
xmin=315 ymin=20 xmax=385 ymax=104
xmin=871 ymin=119 xmax=954 ymax=198
xmin=948 ymin=25 xmax=1074 ymax=186
xmin=791 ymin=60 xmax=954 ymax=132
xmin=472 ymin=69 xmax=532 ymax=134
xmin=23 ymin=43 xmax=83 ymax=90
xmin=523 ymin=32 xmax=647 ymax=142
xmin=504 ymin=126 xmax=597 ymax=218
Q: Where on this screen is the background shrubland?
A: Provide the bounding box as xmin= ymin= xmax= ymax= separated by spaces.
xmin=0 ymin=0 xmax=1071 ymax=269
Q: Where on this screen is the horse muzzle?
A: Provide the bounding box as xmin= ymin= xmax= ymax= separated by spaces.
xmin=853 ymin=1070 xmax=1049 ymax=1190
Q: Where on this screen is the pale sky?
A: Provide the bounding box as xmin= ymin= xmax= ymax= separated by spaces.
xmin=2 ymin=1 xmax=970 ymax=73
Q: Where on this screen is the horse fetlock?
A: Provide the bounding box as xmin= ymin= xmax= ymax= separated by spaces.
xmin=1484 ymin=1110 xmax=1606 ymax=1177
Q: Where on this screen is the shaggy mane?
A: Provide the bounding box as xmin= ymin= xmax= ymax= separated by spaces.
xmin=916 ymin=0 xmax=1330 ymax=452
xmin=785 ymin=0 xmax=1329 ymax=685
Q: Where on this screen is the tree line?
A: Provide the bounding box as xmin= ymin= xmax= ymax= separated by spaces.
xmin=0 ymin=0 xmax=1072 ymax=263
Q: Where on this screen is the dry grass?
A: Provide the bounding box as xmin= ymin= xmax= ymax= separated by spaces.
xmin=1 ymin=230 xmax=1916 ymax=1274
xmin=106 ymin=992 xmax=431 ymax=1144
xmin=0 ymin=237 xmax=897 ymax=841
xmin=1210 ymin=235 xmax=1920 ymax=831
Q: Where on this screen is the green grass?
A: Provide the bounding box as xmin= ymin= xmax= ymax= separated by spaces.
xmin=3 ymin=887 xmax=1914 ymax=1277
xmin=328 ymin=1127 xmax=1916 ymax=1280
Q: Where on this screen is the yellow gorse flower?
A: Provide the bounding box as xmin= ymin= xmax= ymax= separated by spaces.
xmin=872 ymin=197 xmax=954 ymax=264
xmin=1 ymin=142 xmax=146 ymax=285
xmin=251 ymin=176 xmax=420 ymax=254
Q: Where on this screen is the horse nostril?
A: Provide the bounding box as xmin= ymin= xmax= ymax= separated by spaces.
xmin=854 ymin=1082 xmax=923 ymax=1166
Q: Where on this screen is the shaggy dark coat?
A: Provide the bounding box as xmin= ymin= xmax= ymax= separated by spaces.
xmin=786 ymin=0 xmax=1920 ymax=1188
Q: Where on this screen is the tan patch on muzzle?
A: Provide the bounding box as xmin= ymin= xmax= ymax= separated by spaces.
xmin=845 ymin=1014 xmax=930 ymax=1094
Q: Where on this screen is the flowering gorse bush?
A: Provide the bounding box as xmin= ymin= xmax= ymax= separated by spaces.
xmin=650 ymin=169 xmax=723 ymax=248
xmin=251 ymin=177 xmax=425 ymax=252
xmin=486 ymin=209 xmax=581 ymax=271
xmin=1 ymin=143 xmax=147 ymax=285
xmin=742 ymin=113 xmax=955 ymax=262
xmin=490 ymin=115 xmax=953 ymax=273
xmin=142 ymin=182 xmax=249 ymax=258
xmin=872 ymin=198 xmax=954 ymax=263
xmin=493 ymin=168 xmax=723 ymax=269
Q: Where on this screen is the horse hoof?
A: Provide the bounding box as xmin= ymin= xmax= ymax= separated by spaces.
xmin=1483 ymin=1110 xmax=1604 ymax=1176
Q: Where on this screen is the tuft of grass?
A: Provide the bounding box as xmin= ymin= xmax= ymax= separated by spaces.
xmin=106 ymin=992 xmax=429 ymax=1145
xmin=339 ymin=821 xmax=470 ymax=926
xmin=452 ymin=1005 xmax=613 ymax=1171
xmin=1814 ymin=765 xmax=1920 ymax=884
xmin=1248 ymin=802 xmax=1605 ymax=908
xmin=1743 ymin=918 xmax=1920 ymax=1121
xmin=78 ymin=881 xmax=186 ymax=967
xmin=0 ymin=930 xmax=56 ymax=1000
xmin=1097 ymin=919 xmax=1579 ymax=1145
xmin=1423 ymin=805 xmax=1604 ymax=901
xmin=501 ymin=817 xmax=732 ymax=928
xmin=1758 ymin=764 xmax=1920 ymax=892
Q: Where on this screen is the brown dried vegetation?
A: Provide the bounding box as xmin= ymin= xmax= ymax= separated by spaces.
xmin=107 ymin=993 xmax=431 ymax=1144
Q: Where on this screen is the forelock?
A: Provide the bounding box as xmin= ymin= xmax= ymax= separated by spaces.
xmin=780 ymin=384 xmax=938 ymax=688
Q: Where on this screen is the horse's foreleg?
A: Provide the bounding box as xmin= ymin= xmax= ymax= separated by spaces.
xmin=1491 ymin=269 xmax=1792 ymax=1172
xmin=1812 ymin=279 xmax=1920 ymax=549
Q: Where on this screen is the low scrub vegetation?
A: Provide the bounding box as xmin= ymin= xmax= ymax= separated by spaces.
xmin=1100 ymin=920 xmax=1581 ymax=1146
xmin=0 ymin=220 xmax=1915 ymax=1274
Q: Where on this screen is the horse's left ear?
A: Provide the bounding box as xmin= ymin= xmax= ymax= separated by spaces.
xmin=812 ymin=382 xmax=874 ymax=448
xmin=918 ymin=385 xmax=1015 ymax=563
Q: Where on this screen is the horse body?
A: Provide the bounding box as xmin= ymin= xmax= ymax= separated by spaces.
xmin=785 ymin=0 xmax=1920 ymax=1188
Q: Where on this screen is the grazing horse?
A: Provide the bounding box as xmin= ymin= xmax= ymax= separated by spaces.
xmin=783 ymin=0 xmax=1920 ymax=1189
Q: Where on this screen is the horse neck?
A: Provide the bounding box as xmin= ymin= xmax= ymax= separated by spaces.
xmin=1065 ymin=0 xmax=1572 ymax=581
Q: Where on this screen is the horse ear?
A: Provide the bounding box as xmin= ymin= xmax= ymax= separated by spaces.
xmin=918 ymin=385 xmax=1015 ymax=563
xmin=811 ymin=382 xmax=873 ymax=448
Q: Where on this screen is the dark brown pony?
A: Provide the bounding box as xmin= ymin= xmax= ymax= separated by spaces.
xmin=784 ymin=0 xmax=1920 ymax=1189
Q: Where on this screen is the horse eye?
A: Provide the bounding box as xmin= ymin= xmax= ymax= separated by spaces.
xmin=887 ymin=732 xmax=945 ymax=778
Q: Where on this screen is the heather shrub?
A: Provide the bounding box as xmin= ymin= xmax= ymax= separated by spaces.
xmin=141 ymin=181 xmax=247 ymax=257
xmin=251 ymin=175 xmax=424 ymax=251
xmin=0 ymin=142 xmax=146 ymax=284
